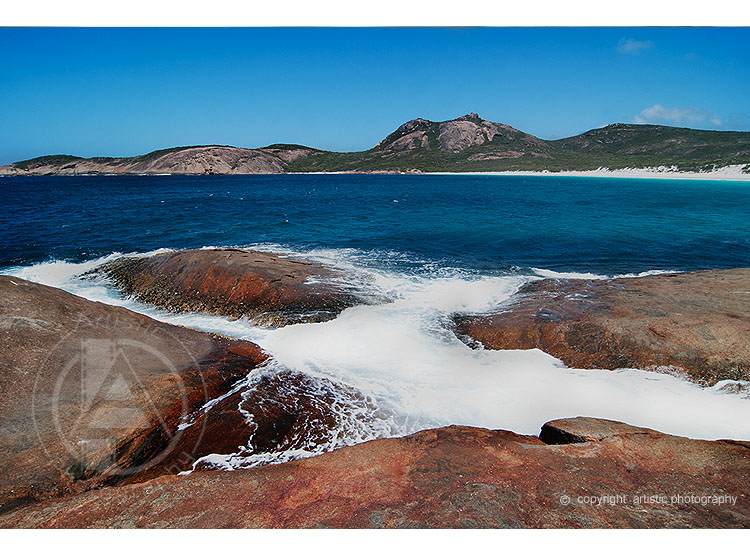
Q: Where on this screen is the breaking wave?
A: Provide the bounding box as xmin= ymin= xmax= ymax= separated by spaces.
xmin=4 ymin=245 xmax=750 ymax=471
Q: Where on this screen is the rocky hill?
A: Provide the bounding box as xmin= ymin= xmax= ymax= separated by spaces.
xmin=3 ymin=114 xmax=750 ymax=175
xmin=0 ymin=144 xmax=317 ymax=176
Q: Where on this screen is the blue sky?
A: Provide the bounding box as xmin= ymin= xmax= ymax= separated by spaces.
xmin=1 ymin=27 xmax=749 ymax=163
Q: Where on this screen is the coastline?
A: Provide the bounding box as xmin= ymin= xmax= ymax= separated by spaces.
xmin=4 ymin=165 xmax=750 ymax=181
xmin=295 ymin=164 xmax=750 ymax=181
xmin=430 ymin=165 xmax=750 ymax=181
xmin=2 ymin=260 xmax=749 ymax=528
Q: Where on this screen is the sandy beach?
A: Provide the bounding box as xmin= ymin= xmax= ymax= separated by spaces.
xmin=424 ymin=164 xmax=750 ymax=181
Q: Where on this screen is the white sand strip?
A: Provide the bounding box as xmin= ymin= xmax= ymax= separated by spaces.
xmin=426 ymin=165 xmax=750 ymax=181
xmin=295 ymin=165 xmax=750 ymax=181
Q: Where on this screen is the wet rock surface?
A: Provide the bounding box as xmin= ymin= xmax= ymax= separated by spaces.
xmin=3 ymin=268 xmax=749 ymax=528
xmin=91 ymin=248 xmax=363 ymax=326
xmin=455 ymin=269 xmax=750 ymax=385
xmin=0 ymin=276 xmax=273 ymax=512
xmin=134 ymin=369 xmax=384 ymax=479
xmin=1 ymin=418 xmax=747 ymax=528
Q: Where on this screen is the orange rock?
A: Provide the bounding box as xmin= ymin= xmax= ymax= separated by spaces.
xmin=0 ymin=276 xmax=267 ymax=512
xmin=455 ymin=269 xmax=750 ymax=385
xmin=1 ymin=419 xmax=747 ymax=528
xmin=93 ymin=248 xmax=362 ymax=326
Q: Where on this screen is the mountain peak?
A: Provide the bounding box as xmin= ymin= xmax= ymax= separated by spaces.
xmin=456 ymin=112 xmax=481 ymax=122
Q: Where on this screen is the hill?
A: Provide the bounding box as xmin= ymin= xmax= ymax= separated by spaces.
xmin=2 ymin=114 xmax=749 ymax=175
xmin=0 ymin=144 xmax=318 ymax=176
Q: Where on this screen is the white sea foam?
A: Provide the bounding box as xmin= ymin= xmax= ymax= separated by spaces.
xmin=4 ymin=247 xmax=750 ymax=471
xmin=531 ymin=267 xmax=677 ymax=280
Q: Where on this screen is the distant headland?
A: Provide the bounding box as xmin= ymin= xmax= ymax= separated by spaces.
xmin=2 ymin=113 xmax=750 ymax=176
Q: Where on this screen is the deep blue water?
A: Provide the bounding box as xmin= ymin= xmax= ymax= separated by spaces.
xmin=1 ymin=174 xmax=749 ymax=274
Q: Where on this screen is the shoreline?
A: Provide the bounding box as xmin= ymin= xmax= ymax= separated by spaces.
xmin=6 ymin=250 xmax=749 ymax=443
xmin=428 ymin=165 xmax=750 ymax=181
xmin=4 ymin=165 xmax=750 ymax=181
xmin=295 ymin=164 xmax=750 ymax=181
xmin=1 ymin=267 xmax=749 ymax=527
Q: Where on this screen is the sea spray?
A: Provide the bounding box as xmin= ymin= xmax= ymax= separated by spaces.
xmin=5 ymin=246 xmax=750 ymax=471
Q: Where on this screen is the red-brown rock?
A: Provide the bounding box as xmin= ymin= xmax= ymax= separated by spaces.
xmin=92 ymin=248 xmax=362 ymax=326
xmin=455 ymin=269 xmax=750 ymax=385
xmin=1 ymin=418 xmax=747 ymax=528
xmin=0 ymin=275 xmax=272 ymax=512
xmin=132 ymin=369 xmax=378 ymax=480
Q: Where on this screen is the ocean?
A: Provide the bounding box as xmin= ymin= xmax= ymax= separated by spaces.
xmin=2 ymin=174 xmax=749 ymax=469
xmin=2 ymin=173 xmax=750 ymax=272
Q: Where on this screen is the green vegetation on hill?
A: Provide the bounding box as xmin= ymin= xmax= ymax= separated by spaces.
xmin=13 ymin=155 xmax=84 ymax=170
xmin=286 ymin=121 xmax=750 ymax=173
xmin=551 ymin=124 xmax=750 ymax=172
xmin=5 ymin=117 xmax=750 ymax=175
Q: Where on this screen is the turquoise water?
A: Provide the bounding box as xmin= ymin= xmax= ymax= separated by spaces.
xmin=1 ymin=174 xmax=749 ymax=273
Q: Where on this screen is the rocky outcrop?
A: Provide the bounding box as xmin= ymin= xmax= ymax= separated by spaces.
xmin=455 ymin=269 xmax=750 ymax=385
xmin=373 ymin=113 xmax=551 ymax=158
xmin=0 ymin=276 xmax=266 ymax=511
xmin=0 ymin=145 xmax=317 ymax=176
xmin=1 ymin=418 xmax=747 ymax=528
xmin=90 ymin=248 xmax=363 ymax=326
xmin=126 ymin=146 xmax=285 ymax=174
xmin=0 ymin=276 xmax=348 ymax=512
xmin=2 ymin=275 xmax=748 ymax=528
xmin=438 ymin=113 xmax=502 ymax=152
xmin=376 ymin=118 xmax=433 ymax=154
xmin=133 ymin=368 xmax=382 ymax=481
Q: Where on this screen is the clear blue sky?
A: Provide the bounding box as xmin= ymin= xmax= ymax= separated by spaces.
xmin=1 ymin=27 xmax=749 ymax=163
